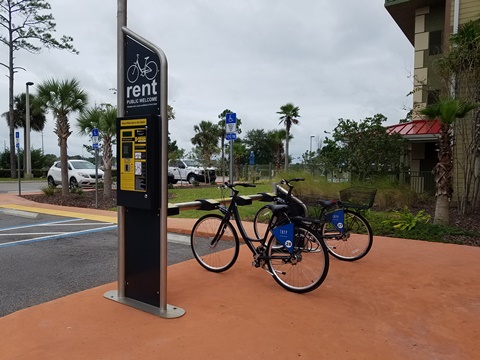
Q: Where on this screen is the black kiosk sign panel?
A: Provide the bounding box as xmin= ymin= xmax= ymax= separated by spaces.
xmin=124 ymin=35 xmax=160 ymax=116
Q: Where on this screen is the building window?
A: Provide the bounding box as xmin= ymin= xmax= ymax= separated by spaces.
xmin=427 ymin=90 xmax=440 ymax=105
xmin=429 ymin=30 xmax=442 ymax=55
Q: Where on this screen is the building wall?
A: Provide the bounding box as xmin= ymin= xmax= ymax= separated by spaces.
xmin=450 ymin=1 xmax=480 ymax=202
xmin=412 ymin=5 xmax=446 ymax=118
xmin=451 ymin=0 xmax=480 ymax=24
xmin=387 ymin=0 xmax=479 ymax=198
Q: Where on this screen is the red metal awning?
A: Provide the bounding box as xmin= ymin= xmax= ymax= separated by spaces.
xmin=386 ymin=119 xmax=441 ymax=141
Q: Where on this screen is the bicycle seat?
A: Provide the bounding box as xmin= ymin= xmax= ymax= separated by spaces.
xmin=266 ymin=204 xmax=289 ymax=214
xmin=316 ymin=199 xmax=337 ymax=209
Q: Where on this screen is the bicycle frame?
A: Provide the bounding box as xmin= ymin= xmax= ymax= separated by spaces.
xmin=211 ymin=184 xmax=301 ymax=270
xmin=216 ymin=186 xmax=275 ymax=255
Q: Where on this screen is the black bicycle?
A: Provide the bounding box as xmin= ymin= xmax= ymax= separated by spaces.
xmin=254 ymin=178 xmax=374 ymax=262
xmin=190 ymin=182 xmax=329 ymax=293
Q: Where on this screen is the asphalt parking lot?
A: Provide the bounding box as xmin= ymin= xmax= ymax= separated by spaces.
xmin=0 ymin=209 xmax=192 ymax=317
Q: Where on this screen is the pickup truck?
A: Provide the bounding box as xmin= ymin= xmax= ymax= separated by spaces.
xmin=168 ymin=159 xmax=217 ymax=184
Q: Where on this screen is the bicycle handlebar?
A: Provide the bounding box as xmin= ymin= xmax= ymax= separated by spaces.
xmin=280 ymin=178 xmax=305 ymax=186
xmin=223 ymin=182 xmax=256 ymax=189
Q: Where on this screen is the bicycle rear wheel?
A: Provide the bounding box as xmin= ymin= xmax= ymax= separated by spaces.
xmin=253 ymin=205 xmax=273 ymax=239
xmin=321 ymin=209 xmax=373 ymax=261
xmin=191 ymin=214 xmax=239 ymax=272
xmin=267 ymin=224 xmax=329 ymax=293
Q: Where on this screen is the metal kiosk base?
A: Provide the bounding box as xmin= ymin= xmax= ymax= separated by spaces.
xmin=104 ymin=290 xmax=185 ymax=319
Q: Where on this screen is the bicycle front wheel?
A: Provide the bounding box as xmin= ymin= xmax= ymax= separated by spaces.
xmin=267 ymin=224 xmax=329 ymax=293
xmin=253 ymin=205 xmax=273 ymax=240
xmin=321 ymin=209 xmax=373 ymax=261
xmin=191 ymin=214 xmax=239 ymax=272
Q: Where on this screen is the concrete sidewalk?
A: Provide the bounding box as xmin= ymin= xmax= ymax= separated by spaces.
xmin=1 ymin=193 xmax=480 ymax=359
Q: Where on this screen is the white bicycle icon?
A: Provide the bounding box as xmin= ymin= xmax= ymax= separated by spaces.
xmin=127 ymin=54 xmax=158 ymax=83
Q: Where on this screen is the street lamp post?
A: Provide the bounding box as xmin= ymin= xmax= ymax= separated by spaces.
xmin=310 ymin=135 xmax=315 ymax=155
xmin=25 ymin=81 xmax=34 ymax=179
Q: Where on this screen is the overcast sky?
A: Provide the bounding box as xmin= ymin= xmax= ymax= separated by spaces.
xmin=0 ymin=0 xmax=413 ymax=163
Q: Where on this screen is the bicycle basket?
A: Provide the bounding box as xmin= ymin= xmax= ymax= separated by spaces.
xmin=339 ymin=187 xmax=377 ymax=209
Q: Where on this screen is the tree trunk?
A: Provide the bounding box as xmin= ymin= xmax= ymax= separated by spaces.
xmin=60 ymin=137 xmax=69 ymax=196
xmin=473 ymin=156 xmax=480 ymax=211
xmin=102 ymin=137 xmax=112 ymax=198
xmin=433 ymin=124 xmax=454 ymax=224
xmin=103 ymin=168 xmax=112 ymax=198
xmin=284 ymin=129 xmax=289 ymax=172
xmin=434 ymin=194 xmax=450 ymax=225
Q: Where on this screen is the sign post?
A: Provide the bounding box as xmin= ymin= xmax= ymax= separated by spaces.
xmin=226 ymin=113 xmax=236 ymax=184
xmin=16 ymin=131 xmax=20 ymax=196
xmin=92 ymin=128 xmax=99 ymax=209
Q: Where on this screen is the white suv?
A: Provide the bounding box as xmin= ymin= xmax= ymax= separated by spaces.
xmin=47 ymin=160 xmax=104 ymax=188
xmin=168 ymin=159 xmax=216 ymax=184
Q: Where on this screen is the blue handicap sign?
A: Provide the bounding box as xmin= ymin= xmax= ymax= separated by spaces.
xmin=92 ymin=128 xmax=99 ymax=137
xmin=226 ymin=113 xmax=236 ymax=124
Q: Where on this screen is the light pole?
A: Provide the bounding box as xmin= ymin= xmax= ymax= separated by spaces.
xmin=25 ymin=81 xmax=34 ymax=179
xmin=310 ymin=135 xmax=315 ymax=155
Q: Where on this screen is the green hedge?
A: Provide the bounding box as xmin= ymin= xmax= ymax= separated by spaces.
xmin=0 ymin=169 xmax=47 ymax=178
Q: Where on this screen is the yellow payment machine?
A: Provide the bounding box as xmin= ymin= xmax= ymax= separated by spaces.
xmin=117 ymin=115 xmax=159 ymax=210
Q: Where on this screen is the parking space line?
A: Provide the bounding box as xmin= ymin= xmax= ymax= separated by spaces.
xmin=0 ymin=218 xmax=83 ymax=232
xmin=0 ymin=224 xmax=117 ymax=249
xmin=0 ymin=232 xmax=64 ymax=236
xmin=0 ymin=204 xmax=117 ymax=223
xmin=41 ymin=222 xmax=115 ymax=226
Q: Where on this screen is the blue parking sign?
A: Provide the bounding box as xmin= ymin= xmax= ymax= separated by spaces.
xmin=226 ymin=113 xmax=237 ymax=135
xmin=226 ymin=113 xmax=236 ymax=123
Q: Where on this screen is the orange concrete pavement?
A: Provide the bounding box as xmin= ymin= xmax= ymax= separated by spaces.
xmin=0 ymin=193 xmax=480 ymax=359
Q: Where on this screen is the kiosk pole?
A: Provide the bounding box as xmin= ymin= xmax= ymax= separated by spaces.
xmin=116 ymin=0 xmax=127 ymax=299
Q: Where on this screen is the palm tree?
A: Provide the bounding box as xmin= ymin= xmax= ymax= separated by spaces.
xmin=77 ymin=104 xmax=116 ymax=198
xmin=277 ymin=103 xmax=300 ymax=171
xmin=191 ymin=120 xmax=220 ymax=166
xmin=231 ymin=140 xmax=247 ymax=181
xmin=420 ymin=97 xmax=477 ymax=225
xmin=268 ymin=129 xmax=287 ymax=171
xmin=36 ymin=78 xmax=88 ymax=195
xmin=435 ymin=18 xmax=480 ymax=212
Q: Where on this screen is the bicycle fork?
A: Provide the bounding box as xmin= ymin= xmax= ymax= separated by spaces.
xmin=209 ymin=222 xmax=228 ymax=247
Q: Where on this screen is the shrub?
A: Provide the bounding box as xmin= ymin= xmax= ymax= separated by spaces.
xmin=41 ymin=186 xmax=56 ymax=196
xmin=70 ymin=187 xmax=85 ymax=196
xmin=382 ymin=206 xmax=431 ymax=231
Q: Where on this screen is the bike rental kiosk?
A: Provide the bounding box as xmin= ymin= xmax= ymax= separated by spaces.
xmin=104 ymin=24 xmax=184 ymax=318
